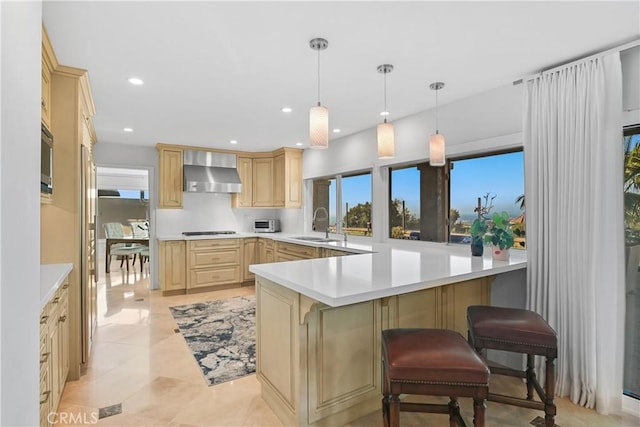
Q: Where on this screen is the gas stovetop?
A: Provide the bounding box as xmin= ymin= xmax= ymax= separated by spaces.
xmin=181 ymin=230 xmax=237 ymax=236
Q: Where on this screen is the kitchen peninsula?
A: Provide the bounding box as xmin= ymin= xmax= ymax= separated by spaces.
xmin=249 ymin=242 xmax=526 ymax=427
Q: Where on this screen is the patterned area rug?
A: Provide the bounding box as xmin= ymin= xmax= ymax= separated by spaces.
xmin=169 ymin=295 xmax=255 ymax=386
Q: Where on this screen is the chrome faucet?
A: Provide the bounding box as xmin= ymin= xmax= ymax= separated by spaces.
xmin=313 ymin=207 xmax=329 ymax=238
xmin=342 ymin=221 xmax=348 ymax=242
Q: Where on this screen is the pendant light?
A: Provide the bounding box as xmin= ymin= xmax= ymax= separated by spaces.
xmin=309 ymin=38 xmax=329 ymax=149
xmin=377 ymin=64 xmax=395 ymax=159
xmin=429 ymin=82 xmax=446 ymax=166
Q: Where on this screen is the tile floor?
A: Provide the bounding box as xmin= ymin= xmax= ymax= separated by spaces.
xmin=54 ymin=260 xmax=640 ymax=426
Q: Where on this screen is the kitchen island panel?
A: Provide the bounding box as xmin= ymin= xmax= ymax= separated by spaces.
xmin=256 ymin=273 xmax=492 ymax=426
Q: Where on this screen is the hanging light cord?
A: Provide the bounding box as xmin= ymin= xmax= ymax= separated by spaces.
xmin=317 ymin=48 xmax=321 ymax=107
xmin=383 ymin=72 xmax=388 ymax=124
xmin=435 ymin=87 xmax=439 ymax=134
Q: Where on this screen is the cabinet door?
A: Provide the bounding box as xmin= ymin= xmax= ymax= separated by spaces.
xmin=160 ymin=241 xmax=186 ymax=291
xmin=243 ymin=238 xmax=257 ymax=281
xmin=159 ymin=149 xmax=183 ymax=208
xmin=252 ymin=158 xmax=274 ymax=207
xmin=232 ymin=157 xmax=253 ymax=207
xmin=440 ymin=278 xmax=490 ymax=336
xmin=57 ymin=297 xmax=69 ymax=398
xmin=48 ymin=315 xmax=60 ymax=412
xmin=285 ymin=150 xmax=303 ymax=208
xmin=41 ymin=58 xmax=52 ymax=128
xmin=273 ymin=154 xmax=285 ymax=207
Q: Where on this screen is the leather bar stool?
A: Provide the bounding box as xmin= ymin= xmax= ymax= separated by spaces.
xmin=382 ymin=328 xmax=490 ymax=427
xmin=467 ymin=305 xmax=558 ymax=427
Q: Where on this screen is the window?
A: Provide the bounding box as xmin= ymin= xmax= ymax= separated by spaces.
xmin=623 ymin=124 xmax=640 ymax=400
xmin=450 ymin=151 xmax=525 ymax=248
xmin=312 ymin=172 xmax=372 ymax=237
xmin=389 ymin=150 xmax=525 ymax=248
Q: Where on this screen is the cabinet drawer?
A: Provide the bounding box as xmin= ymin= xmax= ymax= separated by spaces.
xmin=189 ymin=249 xmax=240 ymax=269
xmin=276 ymin=242 xmax=319 ymax=259
xmin=188 ymin=266 xmax=241 ymax=289
xmin=188 ymin=239 xmax=240 ymax=251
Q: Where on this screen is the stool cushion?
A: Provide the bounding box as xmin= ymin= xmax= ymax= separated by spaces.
xmin=467 ymin=305 xmax=557 ymax=349
xmin=382 ymin=328 xmax=489 ymax=385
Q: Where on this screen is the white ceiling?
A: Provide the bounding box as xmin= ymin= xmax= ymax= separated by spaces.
xmin=43 ymin=1 xmax=639 ymax=152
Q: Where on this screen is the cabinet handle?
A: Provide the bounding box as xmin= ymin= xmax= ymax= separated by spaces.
xmin=63 ymin=283 xmax=69 ymax=289
xmin=40 ymin=391 xmax=50 ymax=404
xmin=52 ymin=297 xmax=60 ymax=304
xmin=59 ymin=315 xmax=67 ymax=323
xmin=40 ymin=315 xmax=49 ymax=324
xmin=40 ymin=352 xmax=50 ymax=364
xmin=41 ymin=97 xmax=46 ymax=108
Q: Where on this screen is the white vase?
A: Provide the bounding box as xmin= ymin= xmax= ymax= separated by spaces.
xmin=492 ymin=246 xmax=510 ymax=261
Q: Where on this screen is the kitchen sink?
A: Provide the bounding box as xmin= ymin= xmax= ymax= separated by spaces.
xmin=291 ymin=236 xmax=341 ymax=243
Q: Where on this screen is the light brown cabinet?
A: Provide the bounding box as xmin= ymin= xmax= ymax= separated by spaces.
xmin=159 ymin=241 xmax=186 ymax=293
xmin=40 ymin=278 xmax=70 ymax=427
xmin=273 ymin=148 xmax=303 ymax=208
xmin=41 ymin=28 xmax=55 ymax=129
xmin=234 ymin=157 xmax=253 ymax=207
xmin=252 ymin=157 xmax=274 ymax=207
xmin=187 ymin=239 xmax=241 ymax=289
xmin=243 ymin=238 xmax=258 ymax=281
xmin=158 ymin=147 xmax=183 ymax=209
xmin=40 ymin=25 xmax=97 ymax=383
xmin=275 ymin=241 xmax=320 ymax=261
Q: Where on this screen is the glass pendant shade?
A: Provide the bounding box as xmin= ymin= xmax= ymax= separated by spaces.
xmin=429 ymin=132 xmax=446 ymax=166
xmin=377 ymin=122 xmax=395 ymax=159
xmin=309 ymin=105 xmax=329 ymax=149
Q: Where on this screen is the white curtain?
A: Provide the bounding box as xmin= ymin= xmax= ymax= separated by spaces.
xmin=524 ymin=52 xmax=625 ymax=414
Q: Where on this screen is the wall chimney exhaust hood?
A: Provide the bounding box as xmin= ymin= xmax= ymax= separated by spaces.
xmin=183 ymin=150 xmax=242 ymax=193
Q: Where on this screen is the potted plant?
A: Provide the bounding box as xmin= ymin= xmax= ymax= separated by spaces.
xmin=468 ymin=193 xmax=495 ymax=256
xmin=469 ymin=218 xmax=487 ymax=256
xmin=484 ymin=211 xmax=515 ymax=261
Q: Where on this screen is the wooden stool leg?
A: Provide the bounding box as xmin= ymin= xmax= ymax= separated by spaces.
xmin=382 ymin=361 xmax=390 ymax=427
xmin=389 ymin=394 xmax=400 ymax=427
xmin=473 ymin=398 xmax=486 ymax=427
xmin=526 ymin=353 xmax=535 ymax=400
xmin=545 ymin=356 xmax=556 ymax=427
xmin=448 ymin=397 xmax=460 ymax=427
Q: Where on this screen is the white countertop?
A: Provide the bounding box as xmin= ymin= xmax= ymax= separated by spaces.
xmin=249 ymin=242 xmax=526 ymax=307
xmin=41 ymin=263 xmax=73 ymax=310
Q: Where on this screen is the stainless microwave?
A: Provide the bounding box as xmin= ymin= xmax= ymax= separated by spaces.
xmin=41 ymin=124 xmax=53 ymax=194
xmin=254 ymin=219 xmax=280 ymax=233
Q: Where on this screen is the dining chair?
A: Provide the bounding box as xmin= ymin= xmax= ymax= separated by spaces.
xmin=103 ymin=222 xmax=143 ymax=272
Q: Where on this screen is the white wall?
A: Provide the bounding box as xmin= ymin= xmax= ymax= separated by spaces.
xmin=0 ymin=1 xmax=42 ymax=424
xmin=622 ymin=46 xmax=640 ymax=112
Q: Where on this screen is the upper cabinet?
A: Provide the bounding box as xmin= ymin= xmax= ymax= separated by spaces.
xmin=156 ymin=144 xmax=303 ymax=210
xmin=41 ymin=28 xmax=57 ymax=129
xmin=158 ymin=146 xmax=184 ymax=209
xmin=252 ymin=157 xmax=274 ymax=207
xmin=273 ymin=148 xmax=302 ymax=208
xmin=231 ymin=148 xmax=303 ymax=209
xmin=234 ymin=157 xmax=253 ymax=207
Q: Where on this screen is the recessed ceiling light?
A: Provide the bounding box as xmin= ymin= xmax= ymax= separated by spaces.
xmin=123 ymin=127 xmax=133 ymax=132
xmin=230 ymin=140 xmax=238 ymax=144
xmin=380 ymin=111 xmax=390 ymax=116
xmin=332 ymin=128 xmax=341 ymax=133
xmin=281 ymin=107 xmax=292 ymax=113
xmin=295 ymin=142 xmax=304 ymax=146
xmin=128 ymin=77 xmax=144 ymax=85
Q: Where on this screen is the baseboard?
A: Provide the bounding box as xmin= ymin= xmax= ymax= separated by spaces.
xmin=622 ymin=394 xmax=640 ymax=418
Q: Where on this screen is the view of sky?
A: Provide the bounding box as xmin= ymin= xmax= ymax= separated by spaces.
xmin=329 ymin=151 xmax=525 ymax=225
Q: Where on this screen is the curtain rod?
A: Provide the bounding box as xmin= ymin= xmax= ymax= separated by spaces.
xmin=514 ymin=38 xmax=640 ymax=85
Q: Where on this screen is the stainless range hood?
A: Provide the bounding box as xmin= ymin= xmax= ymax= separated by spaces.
xmin=183 ymin=150 xmax=242 ymax=193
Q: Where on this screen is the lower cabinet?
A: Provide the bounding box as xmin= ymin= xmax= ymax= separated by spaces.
xmin=187 ymin=239 xmax=241 ymax=290
xmin=243 ymin=238 xmax=258 ymax=281
xmin=40 ymin=278 xmax=70 ymax=427
xmin=275 ymin=241 xmax=320 ymax=261
xmin=159 ymin=240 xmax=186 ymax=293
